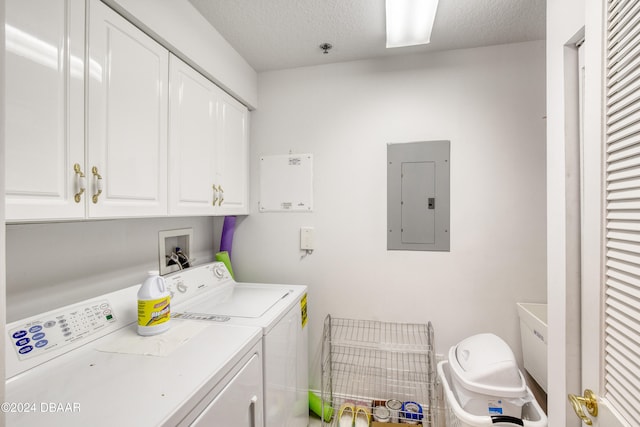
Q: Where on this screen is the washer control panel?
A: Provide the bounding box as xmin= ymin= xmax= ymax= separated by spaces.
xmin=165 ymin=262 xmax=233 ymax=307
xmin=8 ymin=300 xmax=116 ymax=361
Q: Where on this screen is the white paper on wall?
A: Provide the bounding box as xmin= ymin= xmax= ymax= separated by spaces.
xmin=259 ymin=154 xmax=313 ymax=212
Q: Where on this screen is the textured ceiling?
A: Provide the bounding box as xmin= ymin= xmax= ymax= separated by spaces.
xmin=188 ymin=0 xmax=546 ymax=72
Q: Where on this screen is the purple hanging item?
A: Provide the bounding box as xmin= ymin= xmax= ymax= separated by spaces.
xmin=220 ymin=216 xmax=237 ymax=258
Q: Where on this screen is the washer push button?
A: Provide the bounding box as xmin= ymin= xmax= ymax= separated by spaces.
xmin=12 ymin=330 xmax=27 ymax=339
xmin=29 ymin=325 xmax=43 ymax=333
xmin=15 ymin=337 xmax=30 ymax=347
xmin=18 ymin=345 xmax=33 ymax=355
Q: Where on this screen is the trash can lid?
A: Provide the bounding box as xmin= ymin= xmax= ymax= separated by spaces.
xmin=448 ymin=333 xmax=527 ymax=397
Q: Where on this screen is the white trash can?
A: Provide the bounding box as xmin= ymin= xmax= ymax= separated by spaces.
xmin=448 ymin=333 xmax=530 ymax=418
xmin=439 ymin=360 xmax=547 ymax=427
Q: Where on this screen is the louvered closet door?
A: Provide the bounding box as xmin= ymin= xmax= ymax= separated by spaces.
xmin=594 ymin=0 xmax=640 ymax=425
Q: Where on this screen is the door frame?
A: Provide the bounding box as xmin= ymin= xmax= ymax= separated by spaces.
xmin=580 ymin=0 xmax=604 ymax=405
xmin=546 ymin=0 xmax=598 ymax=426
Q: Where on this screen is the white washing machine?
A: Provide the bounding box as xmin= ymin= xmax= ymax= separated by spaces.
xmin=5 ymin=284 xmax=265 ymax=426
xmin=165 ymin=262 xmax=309 ymax=427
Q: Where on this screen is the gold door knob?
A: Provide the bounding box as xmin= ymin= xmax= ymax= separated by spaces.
xmin=218 ymin=185 xmax=224 ymax=206
xmin=568 ymin=389 xmax=598 ymax=425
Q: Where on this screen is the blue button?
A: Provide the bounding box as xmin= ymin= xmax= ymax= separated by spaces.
xmin=12 ymin=330 xmax=27 ymax=339
xmin=35 ymin=340 xmax=48 ymax=348
xmin=15 ymin=337 xmax=30 ymax=347
xmin=29 ymin=325 xmax=42 ymax=333
xmin=18 ymin=345 xmax=33 ymax=355
xmin=32 ymin=332 xmax=45 ymax=340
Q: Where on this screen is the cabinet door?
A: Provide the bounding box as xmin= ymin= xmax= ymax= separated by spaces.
xmin=87 ymin=0 xmax=168 ymax=218
xmin=217 ymin=93 xmax=249 ymax=215
xmin=5 ymin=0 xmax=85 ymax=221
xmin=190 ymin=352 xmax=264 ymax=427
xmin=168 ymin=55 xmax=218 ymax=216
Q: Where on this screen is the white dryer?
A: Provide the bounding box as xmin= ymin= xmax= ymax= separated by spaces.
xmin=5 ymin=284 xmax=264 ymax=427
xmin=166 ymin=262 xmax=309 ymax=427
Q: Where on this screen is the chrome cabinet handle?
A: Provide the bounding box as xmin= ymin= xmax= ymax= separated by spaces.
xmin=249 ymin=395 xmax=257 ymax=427
xmin=73 ymin=163 xmax=86 ymax=203
xmin=91 ymin=166 xmax=103 ymax=204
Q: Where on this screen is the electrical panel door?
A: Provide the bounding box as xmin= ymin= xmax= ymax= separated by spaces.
xmin=387 ymin=141 xmax=450 ymax=251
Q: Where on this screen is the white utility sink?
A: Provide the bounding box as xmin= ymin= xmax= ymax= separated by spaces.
xmin=516 ymin=302 xmax=547 ymax=393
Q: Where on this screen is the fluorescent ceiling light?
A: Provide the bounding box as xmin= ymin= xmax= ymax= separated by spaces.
xmin=386 ymin=0 xmax=439 ymax=48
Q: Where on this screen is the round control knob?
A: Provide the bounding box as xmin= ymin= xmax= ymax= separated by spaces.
xmin=176 ymin=283 xmax=188 ymax=293
xmin=213 ymin=266 xmax=225 ymax=279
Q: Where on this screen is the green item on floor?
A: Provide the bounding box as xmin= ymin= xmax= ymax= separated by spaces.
xmin=309 ymin=391 xmax=333 ymax=422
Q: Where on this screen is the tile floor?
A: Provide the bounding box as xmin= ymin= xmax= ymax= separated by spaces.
xmin=309 ymin=413 xmax=322 ymax=426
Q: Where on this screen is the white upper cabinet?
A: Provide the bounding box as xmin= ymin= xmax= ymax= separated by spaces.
xmin=217 ymin=92 xmax=250 ymax=215
xmin=5 ymin=0 xmax=85 ymax=221
xmin=169 ymin=55 xmax=249 ymax=216
xmin=5 ymin=0 xmax=248 ymax=222
xmin=168 ymin=55 xmax=219 ymax=215
xmin=87 ymin=0 xmax=169 ymax=218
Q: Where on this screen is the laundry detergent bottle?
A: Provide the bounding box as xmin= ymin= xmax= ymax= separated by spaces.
xmin=137 ymin=271 xmax=171 ymax=336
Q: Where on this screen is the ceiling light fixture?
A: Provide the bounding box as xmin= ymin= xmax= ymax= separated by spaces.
xmin=385 ymin=0 xmax=439 ymax=48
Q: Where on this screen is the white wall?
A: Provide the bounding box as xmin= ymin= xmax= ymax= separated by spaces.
xmin=5 ymin=217 xmax=217 ymax=322
xmin=229 ymin=40 xmax=547 ymax=389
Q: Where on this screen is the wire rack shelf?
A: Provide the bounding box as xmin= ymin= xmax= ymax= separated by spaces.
xmin=321 ymin=315 xmax=436 ymax=426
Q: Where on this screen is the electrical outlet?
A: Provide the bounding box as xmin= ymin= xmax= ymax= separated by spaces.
xmin=300 ymin=227 xmax=315 ymax=250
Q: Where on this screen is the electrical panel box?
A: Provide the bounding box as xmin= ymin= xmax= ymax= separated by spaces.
xmin=387 ymin=141 xmax=450 ymax=251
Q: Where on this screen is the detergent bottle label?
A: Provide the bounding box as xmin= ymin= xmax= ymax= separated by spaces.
xmin=138 ymin=296 xmax=171 ymax=327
